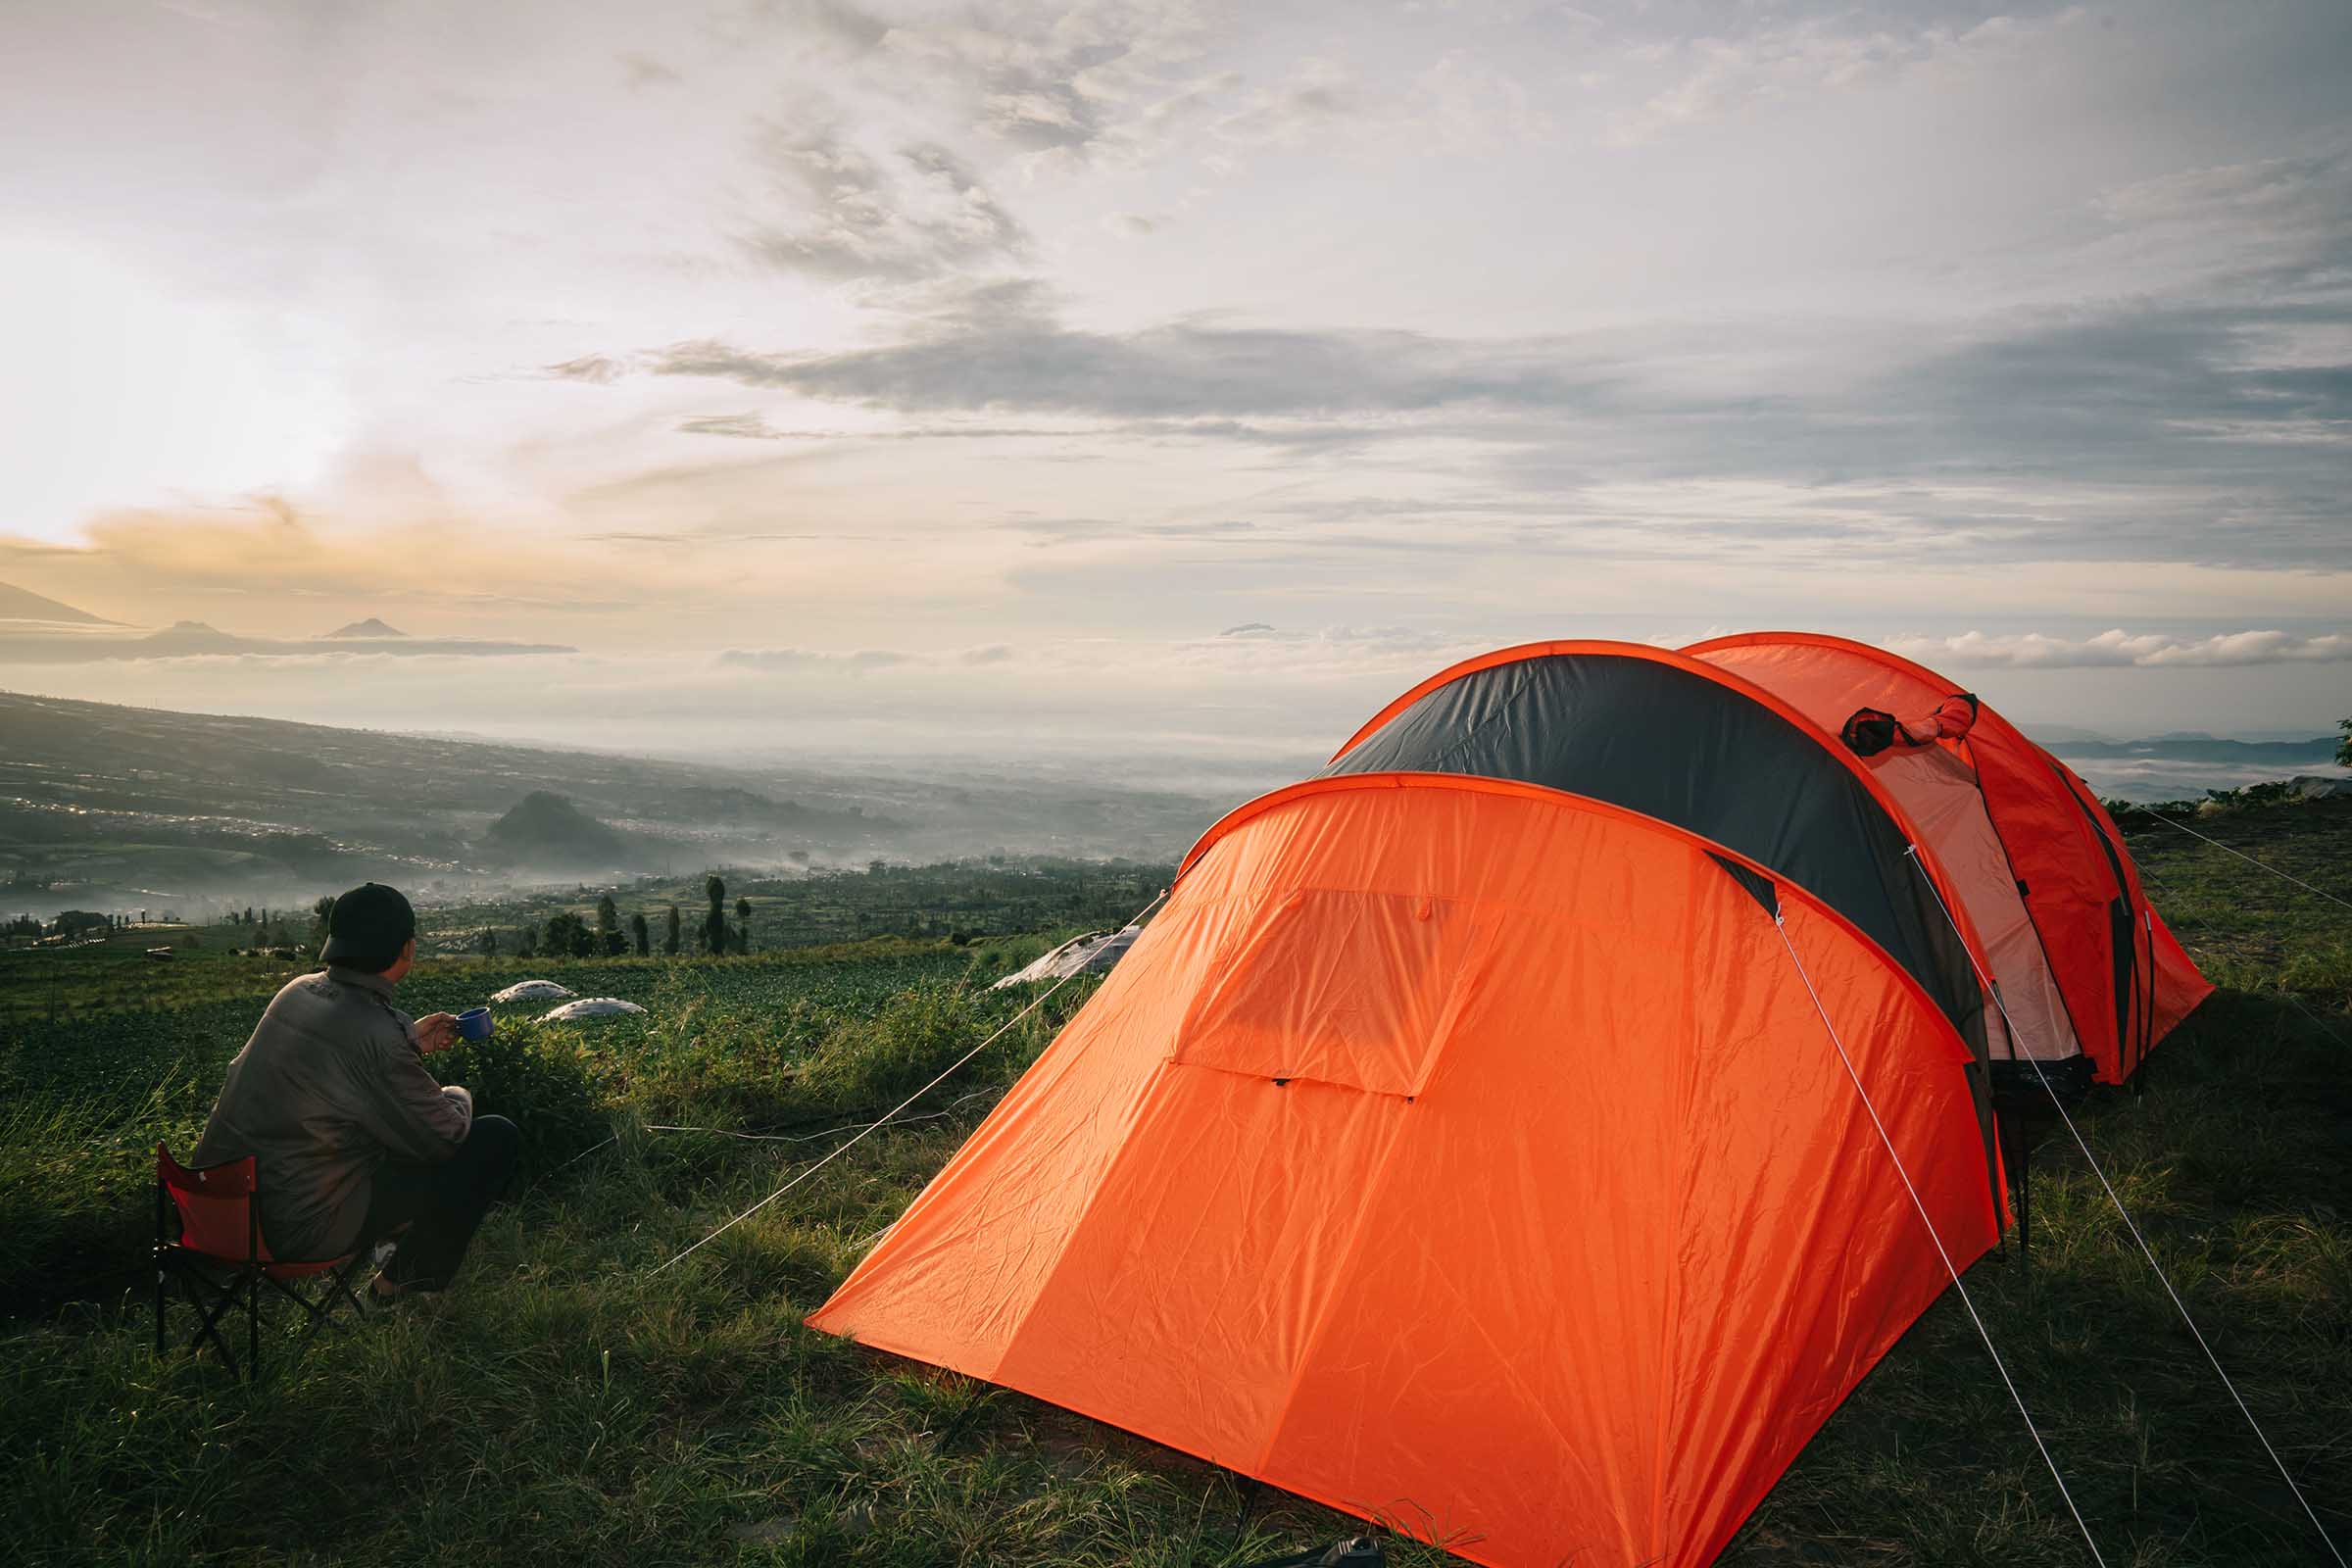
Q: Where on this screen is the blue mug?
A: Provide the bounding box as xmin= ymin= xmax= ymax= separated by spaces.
xmin=456 ymin=1006 xmax=494 ymax=1042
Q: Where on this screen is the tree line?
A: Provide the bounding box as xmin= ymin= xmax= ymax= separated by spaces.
xmin=474 ymin=876 xmax=755 ymax=960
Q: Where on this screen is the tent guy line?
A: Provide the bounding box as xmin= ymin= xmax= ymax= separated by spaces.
xmin=2265 ymin=986 xmax=2349 ymax=1053
xmin=1772 ymin=910 xmax=2109 ymax=1568
xmin=642 ymin=1088 xmax=998 ymax=1146
xmin=1904 ymin=849 xmax=2349 ymax=1568
xmin=523 ymin=1092 xmax=1010 ymax=1197
xmin=649 ymin=888 xmax=1170 ymax=1277
xmin=531 ymin=1133 xmax=616 ymax=1188
xmin=2145 ymin=813 xmax=2352 ymax=915
xmin=2112 ymin=857 xmax=2352 ymax=1054
xmin=2132 ymin=922 xmax=2350 ymax=1051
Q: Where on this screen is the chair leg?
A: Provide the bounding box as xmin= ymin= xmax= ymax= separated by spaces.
xmin=339 ymin=1268 xmax=370 ymax=1323
xmin=269 ymin=1272 xmax=340 ymax=1346
xmin=248 ymin=1201 xmax=261 ymax=1385
xmin=181 ymin=1271 xmax=246 ymax=1374
xmin=153 ymin=1178 xmax=169 ymax=1361
xmin=326 ymin=1257 xmax=370 ymax=1327
xmin=256 ymin=1259 xmax=372 ymax=1369
xmin=168 ymin=1256 xmax=373 ymax=1382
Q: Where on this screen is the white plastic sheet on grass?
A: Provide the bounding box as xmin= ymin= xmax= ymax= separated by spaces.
xmin=537 ymin=997 xmax=647 ymax=1021
xmin=491 ymin=980 xmax=575 ymax=1003
xmin=988 ymin=926 xmax=1143 ymax=990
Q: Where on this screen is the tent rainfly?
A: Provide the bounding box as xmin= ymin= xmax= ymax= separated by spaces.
xmin=808 ymin=638 xmax=2211 ymax=1568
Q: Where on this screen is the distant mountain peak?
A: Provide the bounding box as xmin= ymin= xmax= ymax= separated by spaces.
xmin=0 ymin=580 xmax=115 ymax=625
xmin=134 ymin=620 xmax=251 ymax=655
xmin=325 ymin=617 xmax=407 ymax=639
xmin=482 ymin=790 xmax=631 ymax=867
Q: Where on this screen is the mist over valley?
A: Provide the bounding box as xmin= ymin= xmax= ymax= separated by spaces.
xmin=4 ymin=681 xmax=2340 ymax=926
xmin=0 ymin=690 xmax=1229 ymax=919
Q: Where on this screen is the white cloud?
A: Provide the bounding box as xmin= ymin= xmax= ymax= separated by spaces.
xmin=1204 ymin=57 xmax=1364 ymax=159
xmin=2093 ymin=150 xmax=2351 ymax=233
xmin=736 ymin=128 xmax=1029 ymax=282
xmin=716 ymin=646 xmax=912 ymax=671
xmin=875 ymin=0 xmax=1214 ymax=163
xmin=1886 ymin=628 xmax=2352 ymax=669
xmin=1601 ymin=10 xmax=2063 ymax=147
xmin=1402 ymin=51 xmax=1556 ymax=152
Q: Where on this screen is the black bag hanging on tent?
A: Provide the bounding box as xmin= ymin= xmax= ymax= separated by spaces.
xmin=1841 ymin=693 xmax=1981 ymax=758
xmin=1840 ymin=707 xmax=1904 ymax=757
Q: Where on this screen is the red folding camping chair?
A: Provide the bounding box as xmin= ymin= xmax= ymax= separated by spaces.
xmin=153 ymin=1143 xmax=374 ymax=1381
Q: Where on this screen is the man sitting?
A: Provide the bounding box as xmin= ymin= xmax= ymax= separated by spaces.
xmin=192 ymin=882 xmax=520 ymax=1299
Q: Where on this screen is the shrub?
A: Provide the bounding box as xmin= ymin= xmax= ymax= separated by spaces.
xmin=2200 ymin=779 xmax=2300 ymax=812
xmin=431 ymin=1022 xmax=607 ymax=1169
xmin=790 ymin=984 xmax=976 ymax=1117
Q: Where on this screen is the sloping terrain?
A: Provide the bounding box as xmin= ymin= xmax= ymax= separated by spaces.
xmin=0 ymin=691 xmax=1225 ymax=909
xmin=0 ymin=580 xmax=113 ymax=624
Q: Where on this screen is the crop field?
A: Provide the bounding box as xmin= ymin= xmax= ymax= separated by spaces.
xmin=0 ymin=858 xmax=1172 ymax=1023
xmin=0 ymin=802 xmax=2347 ymax=1566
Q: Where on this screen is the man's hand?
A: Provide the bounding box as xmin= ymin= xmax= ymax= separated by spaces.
xmin=411 ymin=1012 xmax=459 ymax=1054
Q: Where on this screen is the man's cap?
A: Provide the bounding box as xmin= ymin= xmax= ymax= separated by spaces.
xmin=319 ymin=882 xmax=416 ymax=963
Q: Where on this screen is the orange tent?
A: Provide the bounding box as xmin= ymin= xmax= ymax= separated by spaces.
xmin=811 ymin=781 xmax=1999 ymax=1566
xmin=811 ymin=641 xmax=2120 ymax=1565
xmin=1684 ymin=633 xmax=2210 ymax=1084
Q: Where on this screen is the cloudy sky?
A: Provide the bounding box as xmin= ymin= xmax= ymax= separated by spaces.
xmin=3 ymin=0 xmax=2348 ymax=760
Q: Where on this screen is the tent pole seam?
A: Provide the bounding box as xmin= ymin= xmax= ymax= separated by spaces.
xmin=1905 ymin=853 xmax=2346 ymax=1567
xmin=1773 ymin=909 xmax=2107 ymax=1568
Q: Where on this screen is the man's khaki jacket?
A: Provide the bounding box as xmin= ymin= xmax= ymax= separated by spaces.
xmin=193 ymin=965 xmax=471 ymax=1259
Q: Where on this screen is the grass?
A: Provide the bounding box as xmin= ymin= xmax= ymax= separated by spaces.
xmin=1726 ymin=979 xmax=2351 ymax=1565
xmin=1 ymin=806 xmax=2348 ymax=1565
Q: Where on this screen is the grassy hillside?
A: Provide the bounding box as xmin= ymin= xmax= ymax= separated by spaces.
xmin=0 ymin=804 xmax=2346 ymax=1565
